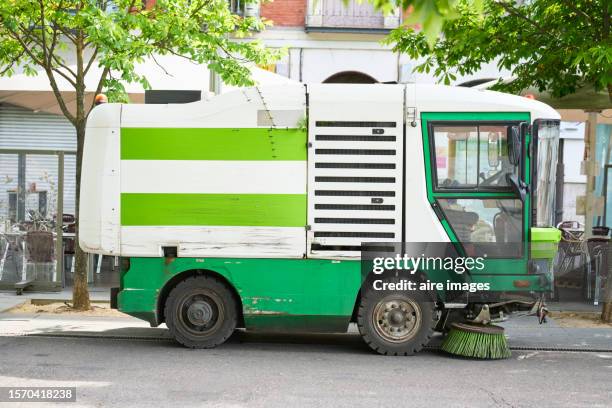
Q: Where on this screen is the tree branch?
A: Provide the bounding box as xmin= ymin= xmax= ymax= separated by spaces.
xmin=6 ymin=21 xmax=76 ymax=124
xmin=494 ymin=1 xmax=551 ymax=38
xmin=5 ymin=27 xmax=45 ymax=67
xmin=50 ymin=53 xmax=78 ymax=76
xmin=151 ymin=54 xmax=173 ymax=77
xmin=50 ymin=65 xmax=78 ymax=88
xmin=189 ymin=0 xmax=211 ymax=19
xmin=15 ymin=21 xmax=78 ymax=84
xmin=56 ymin=25 xmax=78 ymax=45
xmin=38 ymin=0 xmax=49 ymax=66
xmin=49 ymin=70 xmax=77 ymax=122
xmin=559 ymin=0 xmax=592 ymax=23
xmin=47 ymin=14 xmax=60 ymax=58
xmin=157 ymin=46 xmax=195 ymax=61
xmin=0 ymin=49 xmax=26 ymax=75
xmin=84 ymin=47 xmax=99 ymax=76
xmin=89 ymin=66 xmax=110 ymax=112
xmin=44 ymin=67 xmax=77 ymax=124
xmin=604 ymin=3 xmax=610 ymax=41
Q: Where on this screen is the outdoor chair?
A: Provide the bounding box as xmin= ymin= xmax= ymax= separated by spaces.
xmin=16 ymin=230 xmax=56 ymax=294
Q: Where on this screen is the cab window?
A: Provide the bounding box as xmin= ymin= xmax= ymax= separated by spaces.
xmin=438 ymin=198 xmax=523 ymax=256
xmin=432 ymin=124 xmax=518 ymax=190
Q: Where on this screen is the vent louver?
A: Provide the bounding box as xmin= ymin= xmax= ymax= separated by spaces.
xmin=307 ymin=85 xmax=405 ymax=258
xmin=308 ymin=120 xmax=403 ymax=256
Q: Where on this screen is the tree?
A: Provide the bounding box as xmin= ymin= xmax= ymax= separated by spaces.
xmin=0 ymin=0 xmax=278 ymax=309
xmin=387 ymin=0 xmax=612 ymax=321
xmin=386 ymin=0 xmax=612 ymax=103
xmin=369 ymin=0 xmax=481 ymax=40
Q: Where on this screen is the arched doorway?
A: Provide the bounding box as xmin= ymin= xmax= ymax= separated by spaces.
xmin=323 ymin=71 xmax=378 ymax=84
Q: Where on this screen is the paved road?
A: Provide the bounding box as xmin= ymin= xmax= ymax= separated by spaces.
xmin=1 ymin=329 xmax=611 ymax=408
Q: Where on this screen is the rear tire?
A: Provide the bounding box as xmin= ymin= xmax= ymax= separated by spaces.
xmin=165 ymin=275 xmax=237 ymax=349
xmin=357 ymin=285 xmax=436 ymax=356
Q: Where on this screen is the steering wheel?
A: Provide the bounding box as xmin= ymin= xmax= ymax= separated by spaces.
xmin=479 ymin=170 xmax=506 ymax=186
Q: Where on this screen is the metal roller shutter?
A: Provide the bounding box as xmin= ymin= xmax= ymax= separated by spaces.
xmin=0 ymin=104 xmax=77 ymax=221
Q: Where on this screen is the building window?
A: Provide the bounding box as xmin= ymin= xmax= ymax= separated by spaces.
xmin=306 ymin=0 xmax=400 ymax=31
xmin=229 ymin=0 xmax=260 ymax=17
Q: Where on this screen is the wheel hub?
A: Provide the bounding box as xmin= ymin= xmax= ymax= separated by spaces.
xmin=389 ymin=310 xmax=405 ymax=325
xmin=372 ymin=298 xmax=421 ymax=343
xmin=186 ymin=299 xmax=214 ymax=326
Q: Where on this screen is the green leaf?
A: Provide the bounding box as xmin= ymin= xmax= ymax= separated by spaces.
xmin=385 ymin=0 xmax=612 ymax=105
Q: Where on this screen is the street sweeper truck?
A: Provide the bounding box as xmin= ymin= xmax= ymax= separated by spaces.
xmin=80 ymin=84 xmax=562 ymax=356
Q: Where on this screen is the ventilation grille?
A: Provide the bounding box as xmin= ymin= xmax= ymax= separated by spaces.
xmin=308 ymin=120 xmax=402 ymax=256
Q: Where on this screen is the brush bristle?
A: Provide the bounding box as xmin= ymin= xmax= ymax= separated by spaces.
xmin=441 ymin=326 xmax=511 ymax=359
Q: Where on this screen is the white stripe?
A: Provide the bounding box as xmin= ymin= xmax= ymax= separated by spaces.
xmin=121 ymin=160 xmax=307 ymax=194
xmin=120 ymin=226 xmax=305 ymax=258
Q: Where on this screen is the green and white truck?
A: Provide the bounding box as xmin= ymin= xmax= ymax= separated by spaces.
xmin=80 ymin=84 xmax=561 ymax=354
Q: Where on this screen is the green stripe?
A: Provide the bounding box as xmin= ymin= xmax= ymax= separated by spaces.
xmin=121 ymin=128 xmax=307 ymax=161
xmin=432 ymin=192 xmax=516 ymax=198
xmin=421 ymin=112 xmax=530 ymax=122
xmin=121 ymin=193 xmax=306 ymax=227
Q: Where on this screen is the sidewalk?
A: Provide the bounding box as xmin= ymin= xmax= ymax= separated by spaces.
xmin=0 ymin=287 xmax=110 ymax=313
xmin=498 ymin=317 xmax=612 ymax=351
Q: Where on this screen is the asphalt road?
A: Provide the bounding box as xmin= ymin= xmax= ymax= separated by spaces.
xmin=1 ymin=331 xmax=611 ymax=408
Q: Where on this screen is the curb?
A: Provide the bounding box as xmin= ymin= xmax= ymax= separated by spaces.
xmin=30 ymin=298 xmax=110 ymax=305
xmin=1 ymin=331 xmax=611 ymax=353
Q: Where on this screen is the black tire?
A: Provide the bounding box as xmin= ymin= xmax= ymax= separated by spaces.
xmin=357 ymin=285 xmax=436 ymax=356
xmin=164 ymin=275 xmax=237 ymax=349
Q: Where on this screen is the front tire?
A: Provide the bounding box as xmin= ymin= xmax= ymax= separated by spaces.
xmin=357 ymin=286 xmax=436 ymax=356
xmin=165 ymin=275 xmax=237 ymax=349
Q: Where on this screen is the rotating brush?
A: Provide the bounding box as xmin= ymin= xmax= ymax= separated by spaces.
xmin=441 ymin=322 xmax=511 ymax=360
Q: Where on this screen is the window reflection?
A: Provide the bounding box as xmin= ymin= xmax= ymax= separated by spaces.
xmin=433 ymin=124 xmax=517 ymax=190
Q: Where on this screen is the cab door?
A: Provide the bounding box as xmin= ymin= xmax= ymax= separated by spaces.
xmin=421 ymin=112 xmax=535 ymax=290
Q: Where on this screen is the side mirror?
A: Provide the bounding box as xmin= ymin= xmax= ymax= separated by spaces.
xmin=508 ymin=126 xmax=521 ymax=165
xmin=487 ymin=132 xmax=499 ymax=167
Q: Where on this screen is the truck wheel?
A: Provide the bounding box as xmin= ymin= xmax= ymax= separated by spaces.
xmin=164 ymin=275 xmax=237 ymax=349
xmin=357 ymin=287 xmax=436 ymax=356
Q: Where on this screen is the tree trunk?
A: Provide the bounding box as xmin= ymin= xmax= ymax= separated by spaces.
xmin=604 ymin=303 xmax=612 ymax=322
xmin=72 ymin=122 xmax=90 ymax=310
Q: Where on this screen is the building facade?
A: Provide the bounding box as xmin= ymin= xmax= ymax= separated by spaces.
xmin=247 ymin=0 xmax=503 ymax=86
xmin=253 ymin=0 xmax=407 ymax=84
xmin=2 ymin=0 xmax=611 ymax=293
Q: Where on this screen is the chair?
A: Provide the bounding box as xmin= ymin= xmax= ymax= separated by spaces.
xmin=16 ymin=230 xmax=56 ymax=294
xmin=443 ymin=208 xmax=478 ymax=242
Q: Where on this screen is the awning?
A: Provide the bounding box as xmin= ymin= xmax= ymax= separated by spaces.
xmin=473 ymin=78 xmax=611 ymax=111
xmin=0 ymin=55 xmax=298 ymax=115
